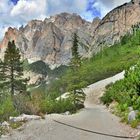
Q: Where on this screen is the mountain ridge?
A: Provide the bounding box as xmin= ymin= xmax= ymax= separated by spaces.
xmin=1 ymin=0 xmax=140 ymax=67
xmin=0 ymin=12 xmax=94 ymax=68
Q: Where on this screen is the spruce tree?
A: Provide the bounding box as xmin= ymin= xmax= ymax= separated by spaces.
xmin=70 ymin=33 xmax=81 ymax=70
xmin=0 ymin=60 xmax=6 ymax=101
xmin=68 ymin=33 xmax=86 ymax=107
xmin=3 ymin=40 xmax=27 ymax=96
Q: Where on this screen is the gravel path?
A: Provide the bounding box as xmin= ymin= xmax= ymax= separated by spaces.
xmin=1 ymin=71 xmax=139 ymax=140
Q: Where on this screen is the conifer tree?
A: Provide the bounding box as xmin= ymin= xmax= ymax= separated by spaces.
xmin=70 ymin=33 xmax=81 ymax=70
xmin=68 ymin=33 xmax=86 ymax=106
xmin=3 ymin=40 xmax=27 ymax=96
xmin=0 ymin=60 xmax=6 ymax=100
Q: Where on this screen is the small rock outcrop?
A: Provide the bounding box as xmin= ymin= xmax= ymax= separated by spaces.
xmin=128 ymin=111 xmax=136 ymax=123
xmin=9 ymin=114 xmax=42 ymax=123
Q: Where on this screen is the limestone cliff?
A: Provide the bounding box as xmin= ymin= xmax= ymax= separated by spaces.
xmin=91 ymin=0 xmax=140 ymax=53
xmin=0 ymin=13 xmax=93 ymax=68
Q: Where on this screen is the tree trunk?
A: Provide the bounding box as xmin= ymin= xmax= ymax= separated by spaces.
xmin=11 ymin=66 xmax=14 ymax=96
xmin=74 ymin=89 xmax=76 ymax=106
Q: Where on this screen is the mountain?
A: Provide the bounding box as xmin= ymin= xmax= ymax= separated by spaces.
xmin=1 ymin=0 xmax=140 ymax=68
xmin=0 ymin=13 xmax=95 ymax=69
xmin=91 ymin=0 xmax=140 ymax=54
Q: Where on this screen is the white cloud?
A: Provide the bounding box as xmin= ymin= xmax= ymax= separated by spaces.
xmin=0 ymin=0 xmax=13 ymax=13
xmin=0 ymin=27 xmax=8 ymax=40
xmin=93 ymin=0 xmax=130 ymax=18
xmin=11 ymin=0 xmax=46 ymax=21
xmin=74 ymin=0 xmax=88 ymax=11
xmin=46 ymin=0 xmax=88 ymax=16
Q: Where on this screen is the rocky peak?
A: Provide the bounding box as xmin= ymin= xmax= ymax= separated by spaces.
xmin=0 ymin=27 xmax=18 ymax=49
xmin=47 ymin=12 xmax=86 ymax=31
xmin=6 ymin=27 xmax=18 ymax=36
xmin=52 ymin=12 xmax=84 ymax=22
xmin=24 ymin=20 xmax=42 ymax=31
xmin=92 ymin=17 xmax=100 ymax=24
xmin=0 ymin=13 xmax=93 ymax=68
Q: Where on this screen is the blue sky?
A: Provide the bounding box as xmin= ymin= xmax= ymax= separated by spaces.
xmin=11 ymin=0 xmax=19 ymax=5
xmin=86 ymin=0 xmax=102 ymax=18
xmin=0 ymin=0 xmax=130 ymax=39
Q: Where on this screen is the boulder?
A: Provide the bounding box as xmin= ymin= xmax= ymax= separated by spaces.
xmin=64 ymin=111 xmax=70 ymax=115
xmin=137 ymin=125 xmax=140 ymax=129
xmin=128 ymin=111 xmax=136 ymax=123
xmin=1 ymin=121 xmax=10 ymax=127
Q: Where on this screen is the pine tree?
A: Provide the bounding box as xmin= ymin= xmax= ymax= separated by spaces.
xmin=68 ymin=33 xmax=86 ymax=107
xmin=0 ymin=60 xmax=6 ymax=84
xmin=0 ymin=60 xmax=6 ymax=101
xmin=70 ymin=33 xmax=81 ymax=70
xmin=3 ymin=40 xmax=27 ymax=96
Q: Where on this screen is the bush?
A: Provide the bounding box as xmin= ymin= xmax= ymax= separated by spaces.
xmin=11 ymin=91 xmax=80 ymax=115
xmin=0 ymin=97 xmax=19 ymax=122
xmin=10 ymin=122 xmax=24 ymax=129
xmin=101 ymin=61 xmax=140 ymax=125
xmin=40 ymin=98 xmax=77 ymax=114
xmin=12 ymin=94 xmax=32 ymax=115
xmin=131 ymin=120 xmax=139 ymax=128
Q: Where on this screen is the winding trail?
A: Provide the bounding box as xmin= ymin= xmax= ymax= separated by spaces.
xmin=1 ymin=71 xmax=139 ymax=140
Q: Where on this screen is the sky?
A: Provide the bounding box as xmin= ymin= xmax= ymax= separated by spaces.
xmin=0 ymin=0 xmax=130 ymax=40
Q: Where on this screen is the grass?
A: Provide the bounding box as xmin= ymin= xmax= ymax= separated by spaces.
xmin=79 ymin=44 xmax=140 ymax=85
xmin=10 ymin=122 xmax=24 ymax=129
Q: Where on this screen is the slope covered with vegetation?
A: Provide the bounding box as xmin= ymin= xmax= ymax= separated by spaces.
xmin=101 ymin=28 xmax=140 ymax=128
xmin=47 ymin=29 xmax=140 ymax=96
xmin=101 ymin=62 xmax=140 ymax=127
xmin=24 ymin=60 xmax=68 ymax=78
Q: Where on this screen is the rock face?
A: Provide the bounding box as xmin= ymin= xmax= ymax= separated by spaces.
xmin=91 ymin=0 xmax=140 ymax=54
xmin=0 ymin=13 xmax=93 ymax=68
